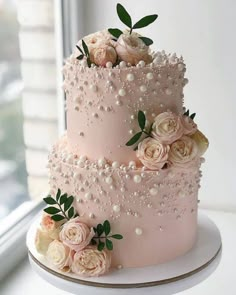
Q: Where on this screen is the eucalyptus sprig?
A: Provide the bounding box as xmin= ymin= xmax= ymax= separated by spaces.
xmin=43 ymin=189 xmax=78 ymax=222
xmin=126 ymin=110 xmax=153 ymax=149
xmin=108 ymin=3 xmax=158 ymax=46
xmin=184 ymin=109 xmax=196 ymax=120
xmin=91 ymin=220 xmax=123 ymax=251
xmin=76 ymin=39 xmax=91 ymax=67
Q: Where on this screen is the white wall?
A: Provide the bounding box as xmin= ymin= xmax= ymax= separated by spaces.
xmin=78 ymin=0 xmax=236 ymax=212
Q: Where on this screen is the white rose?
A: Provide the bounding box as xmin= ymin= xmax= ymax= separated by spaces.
xmin=136 ymin=137 xmax=169 ymax=170
xmin=152 ymin=112 xmax=184 ymax=144
xmin=71 ymin=246 xmax=111 ymax=277
xmin=35 ymin=229 xmax=53 ymax=255
xmin=190 ymin=130 xmax=209 ymax=156
xmin=114 ymin=33 xmax=152 ymax=65
xmin=168 ymin=136 xmax=199 ymax=168
xmin=46 ymin=240 xmax=73 ymax=271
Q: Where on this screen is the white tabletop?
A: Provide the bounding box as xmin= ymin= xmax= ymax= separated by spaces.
xmin=0 ymin=209 xmax=235 ymax=295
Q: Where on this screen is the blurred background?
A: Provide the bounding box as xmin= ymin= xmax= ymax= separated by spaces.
xmin=0 ymin=0 xmax=235 ymax=222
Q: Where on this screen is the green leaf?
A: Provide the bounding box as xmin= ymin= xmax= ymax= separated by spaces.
xmin=91 ymin=239 xmax=97 ymax=245
xmin=64 ymin=196 xmax=74 ymax=211
xmin=44 ymin=207 xmax=60 ymax=215
xmin=82 ymin=40 xmax=89 ymax=56
xmin=51 ymin=214 xmax=65 ymax=222
xmin=76 ymin=45 xmax=84 ymax=55
xmin=98 ymin=241 xmax=105 ymax=251
xmin=87 ymin=57 xmax=91 ymax=68
xmin=106 ymin=239 xmax=113 ymax=250
xmin=76 ymin=54 xmax=84 ymax=60
xmin=59 ymin=193 xmax=68 ymax=205
xmin=97 ymin=224 xmax=104 ymax=236
xmin=103 ymin=220 xmax=111 ymax=236
xmin=139 ymin=36 xmax=153 ymax=46
xmin=126 ymin=131 xmax=142 ymax=146
xmin=56 ymin=189 xmax=61 ymax=202
xmin=190 ymin=113 xmax=196 ymax=120
xmin=184 ymin=109 xmax=190 ymax=116
xmin=117 ymin=3 xmax=132 ymax=28
xmin=111 ymin=234 xmax=123 ymax=240
xmin=43 ymin=196 xmax=57 ymax=205
xmin=93 ymin=227 xmax=97 ymax=233
xmin=68 ymin=207 xmax=75 ymax=219
xmin=133 ymin=14 xmax=158 ymax=29
xmin=138 ymin=110 xmax=146 ymax=130
xmin=108 ymin=28 xmax=123 ymax=39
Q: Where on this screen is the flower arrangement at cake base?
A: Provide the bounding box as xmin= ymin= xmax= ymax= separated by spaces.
xmin=35 ymin=190 xmax=123 ymax=277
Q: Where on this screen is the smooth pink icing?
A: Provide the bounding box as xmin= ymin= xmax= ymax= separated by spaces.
xmin=63 ymin=55 xmax=186 ymax=164
xmin=48 ymin=136 xmax=201 ymax=268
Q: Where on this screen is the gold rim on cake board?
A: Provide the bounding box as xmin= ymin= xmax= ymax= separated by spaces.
xmin=28 ymin=245 xmax=222 ymax=289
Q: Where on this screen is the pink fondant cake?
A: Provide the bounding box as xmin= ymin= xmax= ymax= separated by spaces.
xmin=35 ymin=3 xmax=209 ymax=277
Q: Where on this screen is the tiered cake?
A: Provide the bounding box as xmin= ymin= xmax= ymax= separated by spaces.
xmin=35 ymin=3 xmax=209 ymax=277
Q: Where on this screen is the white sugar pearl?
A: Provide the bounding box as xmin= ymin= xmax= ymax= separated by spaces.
xmin=80 ymin=155 xmax=87 ymax=162
xmin=140 ymin=85 xmax=147 ymax=92
xmin=106 ymin=61 xmax=113 ymax=68
xmin=150 ymin=188 xmax=158 ymax=196
xmin=126 ymin=73 xmax=135 ymax=81
xmin=146 ymin=72 xmax=154 ymax=80
xmin=129 ymin=161 xmax=136 ymax=168
xmin=139 ymin=60 xmax=145 ymax=67
xmin=90 ymin=84 xmax=98 ymax=92
xmin=133 ymin=175 xmax=142 ymax=183
xmin=178 ymin=63 xmax=185 ymax=71
xmin=105 ymin=176 xmax=113 ymax=184
xmin=73 ymin=172 xmax=80 ymax=179
xmin=135 ymin=228 xmax=143 ymax=235
xmin=85 ymin=192 xmax=93 ymax=200
xmin=112 ymin=161 xmax=120 ymax=168
xmin=113 ymin=205 xmax=120 ymax=212
xmin=98 ymin=157 xmax=106 ymax=168
xmin=116 ymin=100 xmax=122 ymax=106
xmin=130 ymin=114 xmax=135 ymax=120
xmin=179 ymin=191 xmax=186 ymax=198
xmin=81 ymin=60 xmax=87 ymax=67
xmin=165 ymin=88 xmax=172 ymax=95
xmin=89 ymin=213 xmax=95 ymax=219
xmin=139 ymin=97 xmax=143 ymax=102
xmin=129 ymin=129 xmax=134 ymax=135
xmin=119 ymin=61 xmax=126 ymax=68
xmin=118 ymin=89 xmax=126 ymax=96
xmin=78 ymin=161 xmax=85 ymax=168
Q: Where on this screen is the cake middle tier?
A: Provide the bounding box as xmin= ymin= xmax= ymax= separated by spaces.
xmin=63 ymin=55 xmax=187 ymax=163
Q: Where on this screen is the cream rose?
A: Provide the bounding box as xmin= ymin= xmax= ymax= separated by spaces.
xmin=59 ymin=217 xmax=94 ymax=252
xmin=181 ymin=115 xmax=198 ymax=135
xmin=46 ymin=240 xmax=73 ymax=271
xmin=190 ymin=130 xmax=209 ymax=156
xmin=40 ymin=213 xmax=61 ymax=239
xmin=35 ymin=229 xmax=54 ymax=255
xmin=114 ymin=33 xmax=152 ymax=65
xmin=137 ymin=137 xmax=169 ymax=170
xmin=90 ymin=45 xmax=117 ymax=67
xmin=168 ymin=136 xmax=199 ymax=168
xmin=71 ymin=247 xmax=111 ymax=277
xmin=151 ymin=112 xmax=184 ymax=144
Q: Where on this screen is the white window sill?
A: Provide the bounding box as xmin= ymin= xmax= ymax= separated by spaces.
xmin=0 ymin=209 xmax=235 ymax=295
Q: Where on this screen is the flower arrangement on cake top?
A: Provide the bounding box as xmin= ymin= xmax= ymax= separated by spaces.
xmin=35 ymin=189 xmax=123 ymax=277
xmin=126 ymin=110 xmax=209 ymax=170
xmin=75 ymin=3 xmax=158 ymax=67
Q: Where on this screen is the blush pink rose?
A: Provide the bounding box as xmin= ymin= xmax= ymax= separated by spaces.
xmin=181 ymin=115 xmax=198 ymax=135
xmin=137 ymin=137 xmax=169 ymax=170
xmin=59 ymin=217 xmax=94 ymax=252
xmin=46 ymin=240 xmax=74 ymax=271
xmin=114 ymin=33 xmax=152 ymax=65
xmin=40 ymin=213 xmax=62 ymax=239
xmin=71 ymin=246 xmax=111 ymax=277
xmin=168 ymin=136 xmax=199 ymax=168
xmin=90 ymin=45 xmax=117 ymax=67
xmin=151 ymin=112 xmax=184 ymax=144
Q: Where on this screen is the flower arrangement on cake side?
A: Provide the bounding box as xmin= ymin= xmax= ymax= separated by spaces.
xmin=126 ymin=110 xmax=209 ymax=170
xmin=75 ymin=3 xmax=158 ymax=68
xmin=35 ymin=189 xmax=123 ymax=277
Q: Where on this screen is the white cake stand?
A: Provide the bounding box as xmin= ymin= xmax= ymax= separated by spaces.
xmin=27 ymin=213 xmax=222 ymax=295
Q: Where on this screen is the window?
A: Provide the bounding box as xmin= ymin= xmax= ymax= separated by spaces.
xmin=0 ymin=0 xmax=28 ymax=220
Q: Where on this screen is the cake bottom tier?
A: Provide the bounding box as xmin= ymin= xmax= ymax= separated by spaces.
xmin=48 ymin=136 xmax=201 ymax=268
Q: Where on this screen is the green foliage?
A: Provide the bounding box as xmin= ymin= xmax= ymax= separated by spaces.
xmin=133 ymin=15 xmax=158 ymax=29
xmin=117 ymin=3 xmax=132 ymax=28
xmin=139 ymin=36 xmax=153 ymax=46
xmin=43 ymin=189 xmax=78 ymax=222
xmin=92 ymin=220 xmax=123 ymax=251
xmin=126 ymin=132 xmax=142 ymax=146
xmin=108 ymin=28 xmax=123 ymax=39
xmin=184 ymin=109 xmax=197 ymax=121
xmin=75 ymin=40 xmax=91 ymax=67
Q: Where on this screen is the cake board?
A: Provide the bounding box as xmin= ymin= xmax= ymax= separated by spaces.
xmin=27 ymin=213 xmax=222 ymax=295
